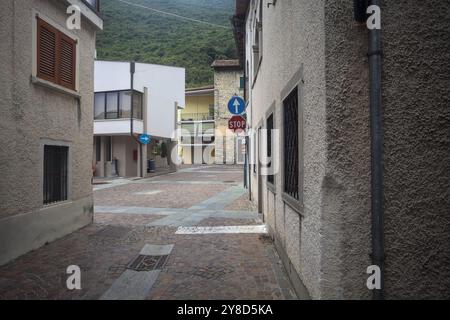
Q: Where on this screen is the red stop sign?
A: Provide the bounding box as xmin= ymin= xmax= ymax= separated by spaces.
xmin=228 ymin=116 xmax=247 ymax=132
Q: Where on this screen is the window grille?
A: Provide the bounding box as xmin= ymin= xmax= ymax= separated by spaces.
xmin=43 ymin=145 xmax=68 ymax=205
xmin=283 ymin=87 xmax=299 ymax=200
xmin=267 ymin=113 xmax=274 ymax=185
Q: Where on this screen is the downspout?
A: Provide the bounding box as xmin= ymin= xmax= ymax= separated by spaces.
xmin=355 ymin=0 xmax=385 ymax=299
xmin=368 ymin=0 xmax=385 ymax=300
xmin=130 ymin=61 xmax=144 ymax=178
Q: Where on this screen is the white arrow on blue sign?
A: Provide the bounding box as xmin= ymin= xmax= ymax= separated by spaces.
xmin=139 ymin=134 xmax=151 ymax=145
xmin=228 ymin=96 xmax=246 ymax=115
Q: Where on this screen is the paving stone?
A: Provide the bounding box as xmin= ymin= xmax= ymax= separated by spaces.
xmin=0 ymin=165 xmax=297 ymax=300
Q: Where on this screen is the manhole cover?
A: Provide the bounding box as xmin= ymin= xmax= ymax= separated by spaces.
xmin=126 ymin=255 xmax=169 ymax=272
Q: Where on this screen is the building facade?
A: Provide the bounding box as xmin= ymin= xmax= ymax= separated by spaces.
xmin=178 ymin=86 xmax=216 ymax=165
xmin=178 ymin=60 xmax=245 ymax=165
xmin=235 ymin=0 xmax=450 ymax=299
xmin=0 ymin=0 xmax=102 ymax=265
xmin=212 ymin=60 xmax=246 ymax=165
xmin=94 ymin=60 xmax=185 ymax=178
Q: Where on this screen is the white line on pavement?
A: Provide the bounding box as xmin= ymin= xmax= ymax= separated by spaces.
xmin=175 ymin=225 xmax=267 ymax=235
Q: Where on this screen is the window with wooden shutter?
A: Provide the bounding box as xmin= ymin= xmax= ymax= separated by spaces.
xmin=37 ymin=17 xmax=76 ymax=91
xmin=37 ymin=18 xmax=57 ymax=83
xmin=59 ymin=34 xmax=76 ymax=90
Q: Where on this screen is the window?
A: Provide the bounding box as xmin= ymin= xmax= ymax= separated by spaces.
xmin=43 ymin=145 xmax=68 ymax=205
xmin=267 ymin=113 xmax=274 ymax=185
xmin=83 ymin=0 xmax=100 ymax=12
xmin=95 ymin=136 xmax=101 ymax=162
xmin=106 ymin=92 xmax=119 ymax=119
xmin=240 ymin=76 xmax=245 ymax=90
xmin=94 ymin=93 xmax=105 ymax=119
xmin=37 ymin=17 xmax=76 ymax=90
xmin=132 ymin=91 xmax=143 ymax=120
xmin=94 ymin=90 xmax=143 ymax=120
xmin=120 ymin=91 xmax=132 ymax=118
xmin=253 ymin=131 xmax=257 ymax=174
xmin=252 ymin=1 xmax=263 ymax=79
xmin=283 ymin=87 xmax=299 ymax=201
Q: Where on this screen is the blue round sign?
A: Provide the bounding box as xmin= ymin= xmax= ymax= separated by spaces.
xmin=139 ymin=134 xmax=151 ymax=145
xmin=228 ymin=96 xmax=246 ymax=115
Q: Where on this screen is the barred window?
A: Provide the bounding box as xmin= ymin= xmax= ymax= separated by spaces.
xmin=267 ymin=113 xmax=274 ymax=185
xmin=43 ymin=145 xmax=68 ymax=205
xmin=283 ymin=87 xmax=299 ymax=200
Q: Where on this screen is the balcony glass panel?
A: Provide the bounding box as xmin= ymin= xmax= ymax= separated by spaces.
xmin=106 ymin=92 xmax=119 ymax=119
xmin=94 ymin=93 xmax=105 ymax=120
xmin=133 ymin=91 xmax=142 ymax=120
xmin=94 ymin=90 xmax=143 ymax=120
xmin=120 ymin=91 xmax=132 ymax=118
xmin=181 ymin=124 xmax=195 ymax=136
xmin=180 ymin=112 xmax=214 ymax=121
xmin=199 ymin=122 xmax=215 ymax=135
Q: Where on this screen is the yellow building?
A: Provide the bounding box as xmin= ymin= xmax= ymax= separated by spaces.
xmin=178 ymin=86 xmax=215 ymax=164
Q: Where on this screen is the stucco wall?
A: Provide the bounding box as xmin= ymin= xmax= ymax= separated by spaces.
xmin=381 ymin=0 xmax=450 ymax=299
xmin=247 ymin=0 xmax=450 ymax=299
xmin=246 ymin=0 xmax=327 ymax=299
xmin=321 ymin=1 xmax=372 ymax=299
xmin=323 ymin=0 xmax=450 ymax=299
xmin=0 ymin=0 xmax=97 ymax=264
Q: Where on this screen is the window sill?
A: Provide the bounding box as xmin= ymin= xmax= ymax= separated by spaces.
xmin=282 ymin=193 xmax=303 ymax=216
xmin=31 ymin=76 xmax=80 ymax=99
xmin=42 ymin=199 xmax=72 ymax=209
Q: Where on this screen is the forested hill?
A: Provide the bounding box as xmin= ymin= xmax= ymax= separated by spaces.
xmin=96 ymin=0 xmax=237 ymax=88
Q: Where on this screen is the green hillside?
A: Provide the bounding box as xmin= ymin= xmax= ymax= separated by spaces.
xmin=96 ymin=0 xmax=237 ymax=88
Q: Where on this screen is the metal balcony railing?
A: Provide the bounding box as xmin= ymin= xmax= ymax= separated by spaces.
xmin=180 ymin=112 xmax=214 ymax=122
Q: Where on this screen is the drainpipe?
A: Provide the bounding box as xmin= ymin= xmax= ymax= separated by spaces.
xmin=130 ymin=61 xmax=144 ymax=178
xmin=357 ymin=0 xmax=385 ymax=299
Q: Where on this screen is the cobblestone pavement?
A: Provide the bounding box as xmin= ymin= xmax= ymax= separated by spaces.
xmin=0 ymin=165 xmax=297 ymax=300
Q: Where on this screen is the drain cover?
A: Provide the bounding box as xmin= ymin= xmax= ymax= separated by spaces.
xmin=126 ymin=255 xmax=169 ymax=272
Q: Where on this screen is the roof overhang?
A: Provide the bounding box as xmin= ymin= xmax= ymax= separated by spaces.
xmin=186 ymin=86 xmax=215 ymax=96
xmin=233 ymin=0 xmax=250 ymax=66
xmin=236 ymin=0 xmax=250 ymax=16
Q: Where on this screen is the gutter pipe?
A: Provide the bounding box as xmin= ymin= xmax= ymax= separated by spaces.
xmin=355 ymin=0 xmax=385 ymax=299
xmin=368 ymin=0 xmax=385 ymax=300
xmin=130 ymin=61 xmax=144 ymax=178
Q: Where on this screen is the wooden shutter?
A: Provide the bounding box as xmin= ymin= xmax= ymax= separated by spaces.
xmin=58 ymin=34 xmax=76 ymax=90
xmin=37 ymin=18 xmax=57 ymax=83
xmin=37 ymin=17 xmax=76 ymax=90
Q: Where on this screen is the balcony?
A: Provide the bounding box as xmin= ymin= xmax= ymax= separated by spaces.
xmin=94 ymin=90 xmax=144 ymax=135
xmin=180 ymin=112 xmax=214 ymax=122
xmin=94 ymin=90 xmax=142 ymax=120
xmin=180 ymin=123 xmax=215 ymax=137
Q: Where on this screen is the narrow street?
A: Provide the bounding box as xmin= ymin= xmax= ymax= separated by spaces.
xmin=0 ymin=166 xmax=296 ymax=300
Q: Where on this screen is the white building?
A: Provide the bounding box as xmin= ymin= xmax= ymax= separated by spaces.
xmin=93 ymin=60 xmax=185 ymax=178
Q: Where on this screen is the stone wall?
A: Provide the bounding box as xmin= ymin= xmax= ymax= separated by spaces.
xmin=213 ymin=68 xmax=244 ymax=164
